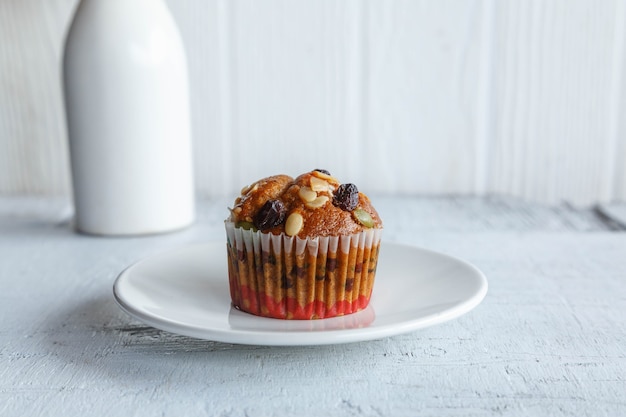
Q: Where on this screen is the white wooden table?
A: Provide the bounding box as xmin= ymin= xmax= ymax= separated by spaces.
xmin=1 ymin=196 xmax=625 ymax=416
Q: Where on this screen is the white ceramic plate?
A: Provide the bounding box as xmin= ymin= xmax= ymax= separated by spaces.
xmin=113 ymin=242 xmax=487 ymax=346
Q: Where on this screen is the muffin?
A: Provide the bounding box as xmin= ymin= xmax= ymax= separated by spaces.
xmin=225 ymin=169 xmax=383 ymax=319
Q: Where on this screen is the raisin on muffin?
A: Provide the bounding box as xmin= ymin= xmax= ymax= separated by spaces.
xmin=225 ymin=169 xmax=383 ymax=320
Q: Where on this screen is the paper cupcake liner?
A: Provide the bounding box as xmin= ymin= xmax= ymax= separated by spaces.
xmin=225 ymin=221 xmax=383 ymax=320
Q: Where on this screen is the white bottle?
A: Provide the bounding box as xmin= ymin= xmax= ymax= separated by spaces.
xmin=63 ymin=0 xmax=195 ymax=235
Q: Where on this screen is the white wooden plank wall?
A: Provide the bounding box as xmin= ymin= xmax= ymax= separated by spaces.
xmin=1 ymin=0 xmax=625 ymax=204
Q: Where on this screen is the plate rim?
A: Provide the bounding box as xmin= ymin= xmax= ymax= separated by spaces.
xmin=113 ymin=241 xmax=488 ymax=346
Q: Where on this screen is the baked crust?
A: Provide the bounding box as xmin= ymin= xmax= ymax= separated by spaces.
xmin=229 ymin=170 xmax=382 ymax=238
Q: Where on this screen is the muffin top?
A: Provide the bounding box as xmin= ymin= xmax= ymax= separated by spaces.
xmin=228 ymin=169 xmax=383 ymax=238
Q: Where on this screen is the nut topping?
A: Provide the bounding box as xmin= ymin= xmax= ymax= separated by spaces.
xmin=353 ymin=208 xmax=374 ymax=228
xmin=312 ymin=169 xmax=338 ymax=183
xmin=314 ymin=169 xmax=331 ymax=176
xmin=310 ymin=176 xmax=330 ymax=192
xmin=306 ymin=195 xmax=329 ymax=209
xmin=240 ymin=182 xmax=258 ymax=195
xmin=285 ymin=212 xmax=304 ymax=236
xmin=235 ymin=221 xmax=256 ymax=231
xmin=298 ymin=186 xmax=317 ymax=203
